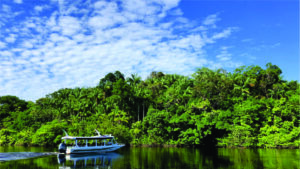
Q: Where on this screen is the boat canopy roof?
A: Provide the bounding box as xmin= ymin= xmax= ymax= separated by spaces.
xmin=62 ymin=135 xmax=114 ymax=140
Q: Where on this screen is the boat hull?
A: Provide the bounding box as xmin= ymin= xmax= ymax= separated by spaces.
xmin=66 ymin=144 xmax=125 ymax=154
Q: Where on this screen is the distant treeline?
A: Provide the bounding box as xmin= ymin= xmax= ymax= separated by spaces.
xmin=0 ymin=63 xmax=299 ymax=148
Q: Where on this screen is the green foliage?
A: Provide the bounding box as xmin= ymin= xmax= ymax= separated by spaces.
xmin=0 ymin=128 xmax=16 ymax=145
xmin=14 ymin=129 xmax=34 ymax=146
xmin=258 ymin=124 xmax=300 ymax=148
xmin=0 ymin=96 xmax=27 ymax=127
xmin=130 ymin=121 xmax=143 ymax=144
xmin=0 ymin=64 xmax=299 ymax=148
xmin=31 ymin=120 xmax=67 ymax=146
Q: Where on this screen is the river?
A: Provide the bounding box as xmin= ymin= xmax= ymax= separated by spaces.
xmin=0 ymin=146 xmax=299 ymax=169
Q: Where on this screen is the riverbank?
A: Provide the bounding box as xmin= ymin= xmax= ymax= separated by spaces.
xmin=129 ymin=144 xmax=300 ymax=149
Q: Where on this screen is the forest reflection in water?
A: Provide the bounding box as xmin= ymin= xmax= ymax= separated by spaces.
xmin=0 ymin=146 xmax=299 ymax=169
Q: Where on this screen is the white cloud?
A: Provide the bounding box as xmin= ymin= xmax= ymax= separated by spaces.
xmin=0 ymin=41 xmax=6 ymax=48
xmin=216 ymin=46 xmax=232 ymax=61
xmin=2 ymin=4 xmax=11 ymax=12
xmin=212 ymin=27 xmax=238 ymax=40
xmin=5 ymin=34 xmax=17 ymax=43
xmin=59 ymin=16 xmax=81 ymax=36
xmin=203 ymin=14 xmax=220 ymax=28
xmin=22 ymin=41 xmax=34 ymax=48
xmin=0 ymin=0 xmax=241 ymax=101
xmin=0 ymin=51 xmax=13 ymax=57
xmin=162 ymin=0 xmax=181 ymax=10
xmin=216 ymin=52 xmax=231 ymax=61
xmin=14 ymin=0 xmax=23 ymax=4
xmin=210 ymin=46 xmax=243 ymax=69
xmin=122 ymin=0 xmax=159 ymax=16
xmin=170 ymin=9 xmax=183 ymax=16
xmin=34 ymin=5 xmax=47 ymax=13
xmin=94 ymin=1 xmax=107 ymax=9
xmin=88 ymin=16 xmax=116 ymax=30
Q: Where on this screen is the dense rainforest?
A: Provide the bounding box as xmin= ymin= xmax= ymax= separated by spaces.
xmin=0 ymin=63 xmax=299 ymax=148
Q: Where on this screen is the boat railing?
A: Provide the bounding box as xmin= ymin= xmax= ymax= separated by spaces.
xmin=66 ymin=142 xmax=120 ymax=149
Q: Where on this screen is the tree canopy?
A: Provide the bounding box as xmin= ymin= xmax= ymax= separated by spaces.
xmin=0 ymin=63 xmax=299 ymax=148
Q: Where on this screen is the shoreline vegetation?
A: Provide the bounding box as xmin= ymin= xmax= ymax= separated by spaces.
xmin=0 ymin=63 xmax=299 ymax=149
xmin=129 ymin=144 xmax=300 ymax=149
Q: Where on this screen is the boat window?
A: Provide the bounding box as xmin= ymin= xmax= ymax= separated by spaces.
xmin=88 ymin=140 xmax=94 ymax=146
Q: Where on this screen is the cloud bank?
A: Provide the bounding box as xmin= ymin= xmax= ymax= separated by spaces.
xmin=0 ymin=0 xmax=241 ymax=101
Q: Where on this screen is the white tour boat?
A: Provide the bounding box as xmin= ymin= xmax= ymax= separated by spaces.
xmin=58 ymin=130 xmax=125 ymax=154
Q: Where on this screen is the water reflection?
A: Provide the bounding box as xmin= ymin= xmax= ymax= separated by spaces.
xmin=119 ymin=147 xmax=233 ymax=169
xmin=58 ymin=153 xmax=123 ymax=169
xmin=0 ymin=147 xmax=299 ymax=169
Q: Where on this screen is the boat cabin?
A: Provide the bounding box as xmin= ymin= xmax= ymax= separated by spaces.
xmin=61 ymin=135 xmax=116 ymax=147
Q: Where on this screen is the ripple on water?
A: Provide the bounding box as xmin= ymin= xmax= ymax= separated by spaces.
xmin=0 ymin=152 xmax=56 ymax=162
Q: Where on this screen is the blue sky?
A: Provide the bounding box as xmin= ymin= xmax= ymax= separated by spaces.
xmin=0 ymin=0 xmax=299 ymax=101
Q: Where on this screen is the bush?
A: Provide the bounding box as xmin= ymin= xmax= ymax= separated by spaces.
xmin=31 ymin=120 xmax=67 ymax=146
xmin=0 ymin=128 xmax=17 ymax=145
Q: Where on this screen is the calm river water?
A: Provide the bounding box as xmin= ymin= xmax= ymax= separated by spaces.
xmin=0 ymin=146 xmax=299 ymax=169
